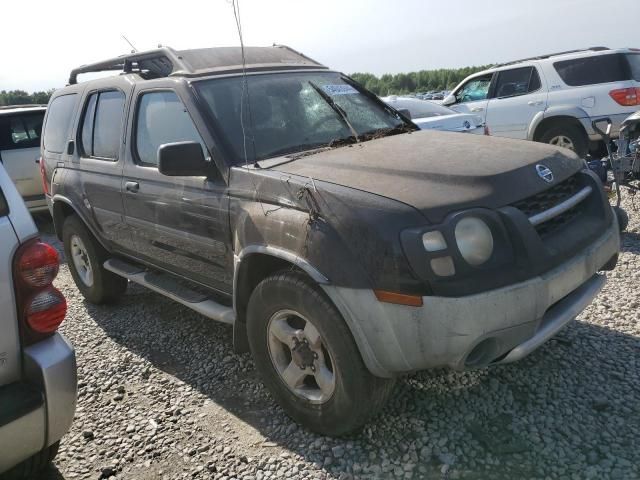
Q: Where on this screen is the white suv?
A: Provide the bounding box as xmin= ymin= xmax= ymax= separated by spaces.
xmin=0 ymin=105 xmax=48 ymax=212
xmin=443 ymin=47 xmax=640 ymax=157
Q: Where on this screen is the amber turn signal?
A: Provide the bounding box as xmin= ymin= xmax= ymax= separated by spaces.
xmin=374 ymin=290 xmax=423 ymax=307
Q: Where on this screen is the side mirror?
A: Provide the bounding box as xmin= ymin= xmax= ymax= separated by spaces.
xmin=158 ymin=141 xmax=208 ymax=177
xmin=442 ymin=94 xmax=456 ymax=106
xmin=398 ymin=108 xmax=412 ymax=119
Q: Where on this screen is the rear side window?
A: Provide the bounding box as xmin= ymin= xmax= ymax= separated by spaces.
xmin=43 ymin=94 xmax=77 ymax=154
xmin=0 ymin=112 xmax=44 ymax=150
xmin=134 ymin=91 xmax=206 ymax=166
xmin=627 ymin=54 xmax=640 ymax=82
xmin=494 ymin=67 xmax=541 ymax=98
xmin=554 ymin=54 xmax=630 ymax=86
xmin=79 ymin=91 xmax=125 ymax=160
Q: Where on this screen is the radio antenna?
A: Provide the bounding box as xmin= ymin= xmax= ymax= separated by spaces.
xmin=121 ymin=35 xmax=138 ymax=53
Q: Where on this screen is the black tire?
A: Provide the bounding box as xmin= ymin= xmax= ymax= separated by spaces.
xmin=539 ymin=123 xmax=589 ymax=158
xmin=613 ymin=206 xmax=629 ymax=232
xmin=62 ymin=215 xmax=127 ymax=304
xmin=2 ymin=441 xmax=60 ymax=479
xmin=247 ymin=271 xmax=395 ymax=436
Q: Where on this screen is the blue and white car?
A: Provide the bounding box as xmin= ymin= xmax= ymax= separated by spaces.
xmin=382 ymin=96 xmax=485 ymax=134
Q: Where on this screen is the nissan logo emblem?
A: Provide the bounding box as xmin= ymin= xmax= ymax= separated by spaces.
xmin=536 ymin=164 xmax=554 ymax=183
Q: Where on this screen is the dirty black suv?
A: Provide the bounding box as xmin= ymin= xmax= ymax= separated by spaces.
xmin=42 ymin=46 xmax=620 ymax=436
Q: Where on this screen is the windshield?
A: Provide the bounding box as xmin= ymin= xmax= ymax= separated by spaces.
xmin=195 ymin=71 xmax=408 ymax=164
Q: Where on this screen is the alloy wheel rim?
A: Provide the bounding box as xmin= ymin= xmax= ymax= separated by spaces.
xmin=70 ymin=235 xmax=94 ymax=287
xmin=549 ymin=135 xmax=575 ymax=151
xmin=267 ymin=309 xmax=336 ymax=404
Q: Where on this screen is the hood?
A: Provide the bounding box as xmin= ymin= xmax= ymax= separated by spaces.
xmin=270 ymin=131 xmax=583 ymax=223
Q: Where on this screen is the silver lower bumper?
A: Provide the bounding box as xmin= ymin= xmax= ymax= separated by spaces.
xmin=0 ymin=334 xmax=77 ymax=473
xmin=323 ymin=217 xmax=620 ymax=377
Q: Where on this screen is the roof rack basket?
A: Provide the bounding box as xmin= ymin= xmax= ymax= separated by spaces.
xmin=68 ymin=47 xmax=187 ymax=85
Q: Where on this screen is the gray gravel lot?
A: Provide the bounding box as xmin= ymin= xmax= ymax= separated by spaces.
xmin=35 ymin=198 xmax=640 ymax=480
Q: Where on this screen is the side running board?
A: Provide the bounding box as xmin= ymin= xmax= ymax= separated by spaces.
xmin=104 ymin=258 xmax=236 ymax=325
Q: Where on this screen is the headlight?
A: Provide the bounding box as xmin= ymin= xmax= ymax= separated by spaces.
xmin=454 ymin=217 xmax=494 ymax=265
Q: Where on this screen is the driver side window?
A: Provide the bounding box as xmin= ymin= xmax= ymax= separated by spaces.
xmin=134 ymin=91 xmax=207 ymax=167
xmin=456 ymin=74 xmax=493 ymax=104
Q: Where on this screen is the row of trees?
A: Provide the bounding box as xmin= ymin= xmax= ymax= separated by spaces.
xmin=2 ymin=64 xmax=490 ymax=105
xmin=0 ymin=90 xmax=54 ymax=106
xmin=350 ymin=65 xmax=491 ymax=96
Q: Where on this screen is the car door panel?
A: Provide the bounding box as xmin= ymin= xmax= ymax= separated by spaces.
xmin=122 ymin=88 xmax=232 ymax=293
xmin=449 ymin=73 xmax=494 ymax=124
xmin=73 ymin=89 xmax=134 ymax=251
xmin=485 ymin=66 xmax=548 ymax=140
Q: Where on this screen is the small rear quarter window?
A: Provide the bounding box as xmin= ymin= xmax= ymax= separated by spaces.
xmin=43 ymin=94 xmax=78 ymax=154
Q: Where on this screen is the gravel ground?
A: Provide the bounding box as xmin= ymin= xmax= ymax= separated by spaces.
xmin=33 ymin=197 xmax=640 ymax=480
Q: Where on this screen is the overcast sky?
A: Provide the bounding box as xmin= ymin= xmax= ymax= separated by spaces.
xmin=1 ymin=0 xmax=638 ymax=92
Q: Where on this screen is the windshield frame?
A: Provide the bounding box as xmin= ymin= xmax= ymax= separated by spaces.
xmin=191 ymin=70 xmax=416 ymax=166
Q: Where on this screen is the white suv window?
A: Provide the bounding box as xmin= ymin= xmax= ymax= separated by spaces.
xmin=455 ymin=74 xmax=493 ymax=104
xmin=553 ymin=53 xmax=633 ymax=86
xmin=494 ymin=67 xmax=541 ymax=98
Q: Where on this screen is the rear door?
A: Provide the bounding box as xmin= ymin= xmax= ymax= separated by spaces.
xmin=484 ymin=66 xmax=547 ymax=139
xmin=73 ymin=89 xmax=133 ymax=250
xmin=0 ymin=110 xmax=45 ymax=203
xmin=448 ymin=73 xmax=494 ymax=123
xmin=122 ymin=88 xmax=232 ymax=293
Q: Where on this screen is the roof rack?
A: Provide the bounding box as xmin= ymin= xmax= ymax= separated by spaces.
xmin=0 ymin=104 xmax=47 ymax=110
xmin=68 ymin=45 xmax=326 ymax=85
xmin=68 ymin=47 xmax=186 ymax=85
xmin=493 ymin=46 xmax=610 ymax=68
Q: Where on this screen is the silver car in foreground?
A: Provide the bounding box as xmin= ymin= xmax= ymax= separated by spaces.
xmin=0 ymin=162 xmax=76 ymax=478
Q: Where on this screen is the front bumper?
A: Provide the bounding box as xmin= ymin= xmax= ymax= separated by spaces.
xmin=0 ymin=334 xmax=76 ymax=473
xmin=323 ymin=216 xmax=619 ymax=377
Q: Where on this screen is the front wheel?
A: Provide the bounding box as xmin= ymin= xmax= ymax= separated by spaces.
xmin=539 ymin=124 xmax=589 ymax=158
xmin=247 ymin=271 xmax=395 ymax=436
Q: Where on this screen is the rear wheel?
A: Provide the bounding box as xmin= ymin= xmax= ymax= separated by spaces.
xmin=539 ymin=124 xmax=589 ymax=158
xmin=62 ymin=215 xmax=127 ymax=304
xmin=247 ymin=271 xmax=395 ymax=436
xmin=3 ymin=441 xmax=60 ymax=480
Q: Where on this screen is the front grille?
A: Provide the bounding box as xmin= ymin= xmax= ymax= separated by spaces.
xmin=511 ymin=174 xmax=586 ymax=237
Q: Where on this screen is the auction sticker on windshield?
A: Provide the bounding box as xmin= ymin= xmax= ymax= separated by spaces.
xmin=322 ymin=84 xmax=358 ymax=95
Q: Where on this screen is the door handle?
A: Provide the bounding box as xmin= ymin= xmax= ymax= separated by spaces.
xmin=470 ymin=107 xmax=484 ymax=112
xmin=527 ymin=101 xmax=544 ymax=106
xmin=125 ymin=181 xmax=140 ymax=193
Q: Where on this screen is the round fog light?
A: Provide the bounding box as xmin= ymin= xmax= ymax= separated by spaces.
xmin=454 ymin=217 xmax=494 ymax=266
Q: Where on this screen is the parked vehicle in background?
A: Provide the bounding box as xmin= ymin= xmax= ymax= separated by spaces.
xmin=0 ymin=105 xmax=48 ymax=212
xmin=382 ymin=95 xmax=485 ymax=134
xmin=0 ymin=162 xmax=76 ymax=479
xmin=444 ymin=47 xmax=640 ymax=157
xmin=44 ymin=45 xmax=618 ymax=436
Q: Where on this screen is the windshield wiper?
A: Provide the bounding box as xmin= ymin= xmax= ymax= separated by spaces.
xmin=308 ymin=81 xmax=361 ymax=143
xmin=340 ymin=75 xmax=419 ymax=131
xmin=262 ymin=137 xmax=357 ymax=159
xmin=361 ymin=124 xmax=415 ymax=140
